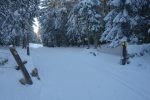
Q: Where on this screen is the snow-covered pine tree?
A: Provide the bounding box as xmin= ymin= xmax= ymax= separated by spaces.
xmin=101 ymin=0 xmax=150 ymax=47
xmin=67 ymin=0 xmax=102 ymax=48
xmin=0 ymin=0 xmax=40 ymax=46
xmin=0 ymin=0 xmax=15 ymax=45
xmin=39 ymin=0 xmax=68 ymax=47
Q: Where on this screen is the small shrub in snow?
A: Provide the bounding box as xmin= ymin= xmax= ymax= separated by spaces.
xmin=31 ymin=68 xmax=40 ymax=80
xmin=0 ymin=58 xmax=8 ymax=65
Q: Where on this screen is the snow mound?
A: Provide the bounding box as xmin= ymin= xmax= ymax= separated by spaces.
xmin=29 ymin=43 xmax=43 ymax=49
xmin=83 ymin=48 xmax=100 ymax=56
xmin=128 ymin=44 xmax=150 ymax=54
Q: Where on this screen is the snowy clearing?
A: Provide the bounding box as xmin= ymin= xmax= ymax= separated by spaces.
xmin=0 ymin=44 xmax=150 ymax=100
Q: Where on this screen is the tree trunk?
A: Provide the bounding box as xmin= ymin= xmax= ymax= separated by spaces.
xmin=94 ymin=33 xmax=98 ymax=49
xmin=22 ymin=35 xmax=27 ymax=49
xmin=87 ymin=34 xmax=90 ymax=49
xmin=27 ymin=34 xmax=30 ymax=56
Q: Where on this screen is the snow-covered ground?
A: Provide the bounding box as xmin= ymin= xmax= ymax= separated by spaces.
xmin=0 ymin=43 xmax=150 ymax=100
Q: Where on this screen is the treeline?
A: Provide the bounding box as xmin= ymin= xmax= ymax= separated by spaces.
xmin=39 ymin=0 xmax=150 ymax=48
xmin=0 ymin=0 xmax=149 ymax=47
xmin=0 ymin=0 xmax=40 ymax=46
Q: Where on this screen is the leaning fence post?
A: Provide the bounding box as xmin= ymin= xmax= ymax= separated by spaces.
xmin=9 ymin=47 xmax=33 ymax=85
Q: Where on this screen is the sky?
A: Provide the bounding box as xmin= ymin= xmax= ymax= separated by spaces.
xmin=33 ymin=18 xmax=40 ymax=34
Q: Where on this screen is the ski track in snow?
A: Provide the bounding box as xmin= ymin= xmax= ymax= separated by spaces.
xmin=96 ymin=65 xmax=150 ymax=100
xmin=31 ymin=47 xmax=150 ymax=100
xmin=0 ymin=45 xmax=150 ymax=100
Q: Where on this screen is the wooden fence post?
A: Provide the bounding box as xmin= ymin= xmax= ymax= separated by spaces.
xmin=121 ymin=41 xmax=127 ymax=65
xmin=9 ymin=47 xmax=33 ymax=85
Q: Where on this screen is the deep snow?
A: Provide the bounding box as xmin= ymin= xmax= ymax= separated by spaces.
xmin=0 ymin=43 xmax=150 ymax=100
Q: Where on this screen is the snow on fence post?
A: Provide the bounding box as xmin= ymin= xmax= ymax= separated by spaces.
xmin=9 ymin=47 xmax=33 ymax=85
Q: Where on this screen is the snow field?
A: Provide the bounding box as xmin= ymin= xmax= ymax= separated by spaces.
xmin=0 ymin=44 xmax=150 ymax=100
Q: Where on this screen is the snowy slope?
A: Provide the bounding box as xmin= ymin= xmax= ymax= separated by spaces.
xmin=0 ymin=44 xmax=150 ymax=100
xmin=128 ymin=44 xmax=150 ymax=54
